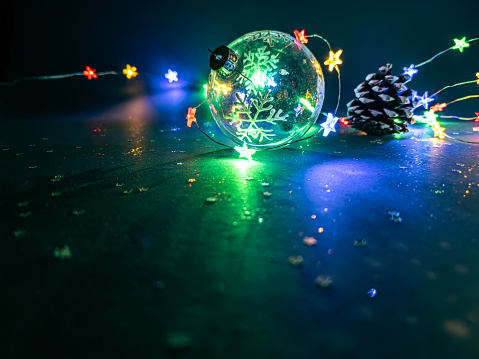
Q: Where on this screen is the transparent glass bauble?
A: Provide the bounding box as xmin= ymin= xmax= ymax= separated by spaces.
xmin=207 ymin=30 xmax=325 ymax=149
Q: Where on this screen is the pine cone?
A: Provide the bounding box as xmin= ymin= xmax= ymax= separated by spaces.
xmin=345 ymin=63 xmax=416 ymax=136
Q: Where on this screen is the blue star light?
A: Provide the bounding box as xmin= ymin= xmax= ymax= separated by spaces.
xmin=165 ymin=69 xmax=178 ymax=83
xmin=414 ymin=91 xmax=433 ymax=110
xmin=294 ymin=104 xmax=305 ymax=117
xmin=321 ymin=113 xmax=339 ymax=137
xmin=403 ymin=64 xmax=418 ymax=78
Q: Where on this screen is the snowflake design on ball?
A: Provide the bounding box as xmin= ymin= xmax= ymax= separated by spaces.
xmin=225 ymin=90 xmax=288 ymax=143
xmin=240 ymin=46 xmax=279 ymax=92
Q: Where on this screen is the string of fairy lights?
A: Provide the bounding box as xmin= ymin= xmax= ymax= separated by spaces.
xmin=0 ymin=31 xmax=478 ymax=159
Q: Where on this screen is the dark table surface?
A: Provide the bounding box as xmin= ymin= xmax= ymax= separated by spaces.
xmin=1 ymin=95 xmax=479 ymax=359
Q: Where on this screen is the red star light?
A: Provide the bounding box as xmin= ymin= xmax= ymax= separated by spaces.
xmin=475 ymin=112 xmax=479 ymax=122
xmin=186 ymin=107 xmax=197 ymax=127
xmin=430 ymin=103 xmax=447 ymax=112
xmin=83 ymin=66 xmax=97 ymax=80
xmin=294 ymin=30 xmax=308 ymax=44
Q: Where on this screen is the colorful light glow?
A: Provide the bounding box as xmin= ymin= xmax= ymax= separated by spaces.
xmin=299 ymin=98 xmax=315 ymax=112
xmin=83 ymin=66 xmax=97 ymax=80
xmin=452 ymin=37 xmax=470 ymax=52
xmin=123 ymin=64 xmax=138 ymax=79
xmin=266 ymin=77 xmax=277 ymax=87
xmin=186 ymin=107 xmax=197 ymax=127
xmin=432 ymin=122 xmax=445 ymax=139
xmin=294 ymin=104 xmax=305 ymax=117
xmin=476 ymin=112 xmax=479 ymax=122
xmin=414 ymin=91 xmax=434 ymax=110
xmin=476 ymin=72 xmax=479 ymax=84
xmin=294 ymin=29 xmax=308 ymax=44
xmin=403 ymin=64 xmax=418 ymax=78
xmin=321 ymin=113 xmax=339 ymax=137
xmin=430 ymin=103 xmax=447 ymax=112
xmin=214 ymin=80 xmax=231 ymax=95
xmin=324 ymin=50 xmax=342 ymax=72
xmin=165 ymin=69 xmax=178 ymax=83
xmin=423 ymin=110 xmax=439 ymax=126
xmin=234 ymin=142 xmax=256 ymax=161
xmin=339 ymin=117 xmax=349 ymax=125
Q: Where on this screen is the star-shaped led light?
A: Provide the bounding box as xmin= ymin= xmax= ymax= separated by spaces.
xmin=324 ymin=50 xmax=343 ymax=72
xmin=234 ymin=143 xmax=256 ymax=161
xmin=414 ymin=91 xmax=434 ymax=110
xmin=123 ymin=64 xmax=138 ymax=79
xmin=321 ymin=113 xmax=339 ymax=137
xmin=475 ymin=112 xmax=479 ymax=122
xmin=452 ymin=37 xmax=470 ymax=52
xmin=294 ymin=29 xmax=308 ymax=44
xmin=432 ymin=123 xmax=445 ymax=139
xmin=266 ymin=77 xmax=277 ymax=87
xmin=165 ymin=69 xmax=178 ymax=83
xmin=476 ymin=72 xmax=479 ymax=84
xmin=430 ymin=103 xmax=447 ymax=112
xmin=403 ymin=64 xmax=418 ymax=78
xmin=83 ymin=66 xmax=97 ymax=80
xmin=214 ymin=80 xmax=231 ymax=95
xmin=186 ymin=107 xmax=197 ymax=127
xmin=294 ymin=104 xmax=305 ymax=117
xmin=305 ymin=90 xmax=312 ymax=100
xmin=423 ymin=110 xmax=438 ymax=126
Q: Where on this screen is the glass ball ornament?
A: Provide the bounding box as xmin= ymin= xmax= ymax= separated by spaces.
xmin=207 ymin=30 xmax=325 ymax=149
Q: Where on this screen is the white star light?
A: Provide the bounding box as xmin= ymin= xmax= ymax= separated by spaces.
xmin=321 ymin=113 xmax=339 ymax=137
xmin=165 ymin=69 xmax=178 ymax=83
xmin=266 ymin=77 xmax=277 ymax=87
xmin=403 ymin=64 xmax=418 ymax=78
xmin=414 ymin=91 xmax=434 ymax=110
xmin=234 ymin=142 xmax=256 ymax=161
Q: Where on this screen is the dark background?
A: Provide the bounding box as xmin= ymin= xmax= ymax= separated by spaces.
xmin=1 ymin=0 xmax=478 ymax=119
xmin=1 ymin=2 xmax=479 ymax=359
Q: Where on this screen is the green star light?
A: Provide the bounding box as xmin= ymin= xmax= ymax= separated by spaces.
xmin=452 ymin=37 xmax=470 ymax=52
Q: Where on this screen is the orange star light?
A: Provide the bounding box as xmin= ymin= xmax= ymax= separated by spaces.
xmin=186 ymin=107 xmax=197 ymax=127
xmin=83 ymin=66 xmax=97 ymax=80
xmin=430 ymin=103 xmax=447 ymax=112
xmin=123 ymin=64 xmax=138 ymax=79
xmin=324 ymin=50 xmax=343 ymax=72
xmin=294 ymin=30 xmax=308 ymax=44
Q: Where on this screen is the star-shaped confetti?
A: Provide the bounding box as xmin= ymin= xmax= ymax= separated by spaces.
xmin=294 ymin=104 xmax=305 ymax=117
xmin=423 ymin=110 xmax=438 ymax=126
xmin=414 ymin=91 xmax=434 ymax=110
xmin=403 ymin=64 xmax=418 ymax=78
xmin=324 ymin=50 xmax=343 ymax=72
xmin=432 ymin=122 xmax=445 ymax=139
xmin=294 ymin=29 xmax=308 ymax=44
xmin=452 ymin=37 xmax=469 ymax=52
xmin=186 ymin=107 xmax=197 ymax=127
xmin=83 ymin=66 xmax=97 ymax=80
xmin=430 ymin=103 xmax=447 ymax=112
xmin=123 ymin=64 xmax=138 ymax=79
xmin=234 ymin=143 xmax=256 ymax=161
xmin=321 ymin=113 xmax=339 ymax=137
xmin=165 ymin=69 xmax=178 ymax=83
